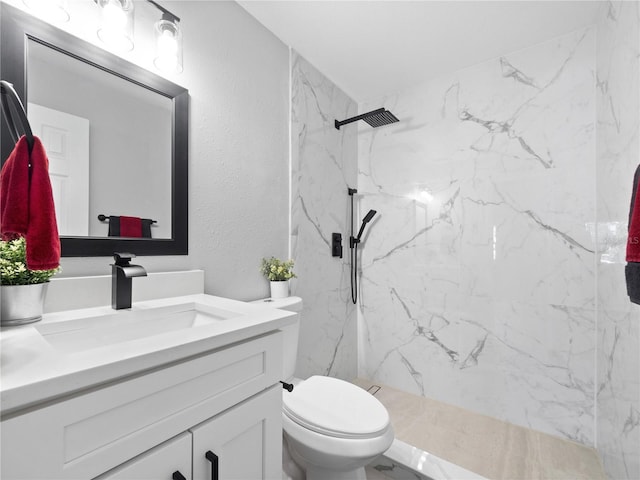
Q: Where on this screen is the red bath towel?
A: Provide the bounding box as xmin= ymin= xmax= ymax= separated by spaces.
xmin=627 ymin=165 xmax=640 ymax=262
xmin=120 ymin=216 xmax=143 ymax=238
xmin=626 ymin=164 xmax=640 ymax=304
xmin=0 ymin=135 xmax=60 ymax=270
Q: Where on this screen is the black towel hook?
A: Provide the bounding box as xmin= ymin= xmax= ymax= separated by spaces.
xmin=0 ymin=80 xmax=34 ymax=153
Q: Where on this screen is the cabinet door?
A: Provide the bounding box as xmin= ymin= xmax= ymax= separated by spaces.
xmin=1 ymin=332 xmax=282 ymax=479
xmin=191 ymin=385 xmax=282 ymax=480
xmin=95 ymin=432 xmax=192 ymax=480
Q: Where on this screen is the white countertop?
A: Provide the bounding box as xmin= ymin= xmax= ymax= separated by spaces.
xmin=0 ymin=294 xmax=296 ymax=415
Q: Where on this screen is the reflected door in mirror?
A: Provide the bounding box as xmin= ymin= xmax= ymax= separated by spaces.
xmin=28 ymin=103 xmax=90 ymax=236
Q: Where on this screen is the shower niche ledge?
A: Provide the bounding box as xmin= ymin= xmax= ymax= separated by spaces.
xmin=0 ymin=294 xmax=296 ymax=479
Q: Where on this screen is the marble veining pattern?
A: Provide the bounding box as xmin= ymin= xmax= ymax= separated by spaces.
xmin=357 ymin=28 xmax=598 ymax=444
xmin=290 ymin=51 xmax=358 ymax=380
xmin=595 ymin=2 xmax=640 ymax=479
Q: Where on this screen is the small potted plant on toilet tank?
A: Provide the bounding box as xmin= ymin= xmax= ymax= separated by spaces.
xmin=0 ymin=237 xmax=59 ymax=326
xmin=260 ymin=256 xmax=296 ymax=299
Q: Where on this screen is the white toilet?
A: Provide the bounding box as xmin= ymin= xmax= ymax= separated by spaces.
xmin=254 ymin=297 xmax=394 ymax=480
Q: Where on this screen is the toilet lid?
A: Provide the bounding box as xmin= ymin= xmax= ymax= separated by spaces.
xmin=282 ymin=376 xmax=390 ymax=439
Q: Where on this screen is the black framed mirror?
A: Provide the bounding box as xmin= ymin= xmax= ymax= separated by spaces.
xmin=0 ymin=3 xmax=188 ymax=256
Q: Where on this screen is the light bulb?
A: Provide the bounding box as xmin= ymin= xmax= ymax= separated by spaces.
xmin=154 ymin=18 xmax=183 ymax=73
xmin=97 ymin=0 xmax=134 ymax=52
xmin=159 ymin=30 xmax=178 ymax=54
xmin=103 ymin=2 xmax=127 ymax=29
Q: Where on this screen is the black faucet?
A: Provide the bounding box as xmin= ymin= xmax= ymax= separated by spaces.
xmin=111 ymin=252 xmax=147 ymax=310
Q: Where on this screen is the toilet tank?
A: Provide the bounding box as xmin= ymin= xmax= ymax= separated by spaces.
xmin=252 ymin=296 xmax=301 ymax=381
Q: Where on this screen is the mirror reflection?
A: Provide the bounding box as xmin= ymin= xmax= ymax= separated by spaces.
xmin=27 ymin=40 xmax=173 ymax=239
xmin=1 ymin=3 xmax=188 ymax=256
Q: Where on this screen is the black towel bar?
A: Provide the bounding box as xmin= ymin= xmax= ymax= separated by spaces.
xmin=98 ymin=214 xmax=157 ymax=224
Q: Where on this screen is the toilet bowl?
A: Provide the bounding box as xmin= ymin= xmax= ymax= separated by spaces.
xmin=283 ymin=375 xmax=394 ymax=480
xmin=253 ymin=297 xmax=394 ymax=480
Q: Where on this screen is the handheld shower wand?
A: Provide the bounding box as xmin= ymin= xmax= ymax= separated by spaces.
xmin=351 ymin=209 xmax=377 ymax=247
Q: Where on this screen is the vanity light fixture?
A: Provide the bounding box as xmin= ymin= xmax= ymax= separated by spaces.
xmin=89 ymin=0 xmax=183 ymax=72
xmin=148 ymin=0 xmax=183 ymax=74
xmin=22 ymin=0 xmax=70 ymax=23
xmin=95 ymin=0 xmax=135 ymax=52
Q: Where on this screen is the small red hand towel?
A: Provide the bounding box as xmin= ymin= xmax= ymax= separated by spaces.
xmin=120 ymin=216 xmax=142 ymax=238
xmin=627 ymin=165 xmax=640 ymax=262
xmin=0 ymin=136 xmax=29 ymax=236
xmin=0 ymin=136 xmax=60 ymax=270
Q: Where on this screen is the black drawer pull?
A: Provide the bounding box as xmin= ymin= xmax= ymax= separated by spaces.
xmin=172 ymin=471 xmax=187 ymax=480
xmin=205 ymin=450 xmax=219 ymax=480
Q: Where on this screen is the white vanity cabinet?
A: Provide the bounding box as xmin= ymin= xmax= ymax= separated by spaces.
xmin=1 ymin=331 xmax=284 ymax=480
xmin=96 ymin=433 xmax=192 ymax=480
xmin=191 ymin=385 xmax=282 ymax=479
xmin=97 ymin=386 xmax=281 ymax=480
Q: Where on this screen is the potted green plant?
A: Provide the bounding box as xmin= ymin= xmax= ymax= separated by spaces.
xmin=0 ymin=237 xmax=59 ymax=325
xmin=260 ymin=256 xmax=296 ymax=299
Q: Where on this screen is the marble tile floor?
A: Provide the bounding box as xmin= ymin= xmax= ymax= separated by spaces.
xmin=355 ymin=379 xmax=606 ymax=480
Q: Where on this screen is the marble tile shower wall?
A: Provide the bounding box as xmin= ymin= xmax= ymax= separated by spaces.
xmin=596 ymin=2 xmax=640 ymax=478
xmin=357 ymin=28 xmax=598 ymax=445
xmin=290 ymin=52 xmax=359 ymax=380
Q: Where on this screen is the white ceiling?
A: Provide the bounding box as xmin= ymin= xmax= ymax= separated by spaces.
xmin=237 ymin=1 xmax=602 ymax=102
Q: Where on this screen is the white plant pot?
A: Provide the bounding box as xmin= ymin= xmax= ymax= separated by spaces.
xmin=0 ymin=282 xmax=49 ymax=326
xmin=270 ymin=280 xmax=289 ymax=299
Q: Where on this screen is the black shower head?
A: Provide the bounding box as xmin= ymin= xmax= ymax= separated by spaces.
xmin=362 ymin=110 xmax=398 ymax=128
xmin=362 ymin=209 xmax=377 ymax=224
xmin=335 ymin=108 xmax=399 ymax=130
xmin=356 ymin=209 xmax=377 ymax=241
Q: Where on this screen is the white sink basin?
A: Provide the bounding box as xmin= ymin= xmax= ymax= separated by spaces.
xmin=1 ymin=293 xmax=297 ymax=415
xmin=35 ymin=302 xmax=243 ymax=353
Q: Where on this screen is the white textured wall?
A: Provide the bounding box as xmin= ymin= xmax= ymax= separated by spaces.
xmin=175 ymin=1 xmax=289 ymax=300
xmin=357 ymin=28 xmax=598 ymax=445
xmin=7 ymin=0 xmax=290 ymax=301
xmin=290 ymin=52 xmax=358 ymax=379
xmin=596 ymin=2 xmax=640 ymax=478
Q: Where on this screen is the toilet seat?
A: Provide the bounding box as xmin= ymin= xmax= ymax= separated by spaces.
xmin=282 ymin=376 xmax=390 ymax=440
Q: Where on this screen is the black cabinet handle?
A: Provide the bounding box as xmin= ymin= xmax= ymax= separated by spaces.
xmin=172 ymin=471 xmax=187 ymax=480
xmin=205 ymin=450 xmax=219 ymax=480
